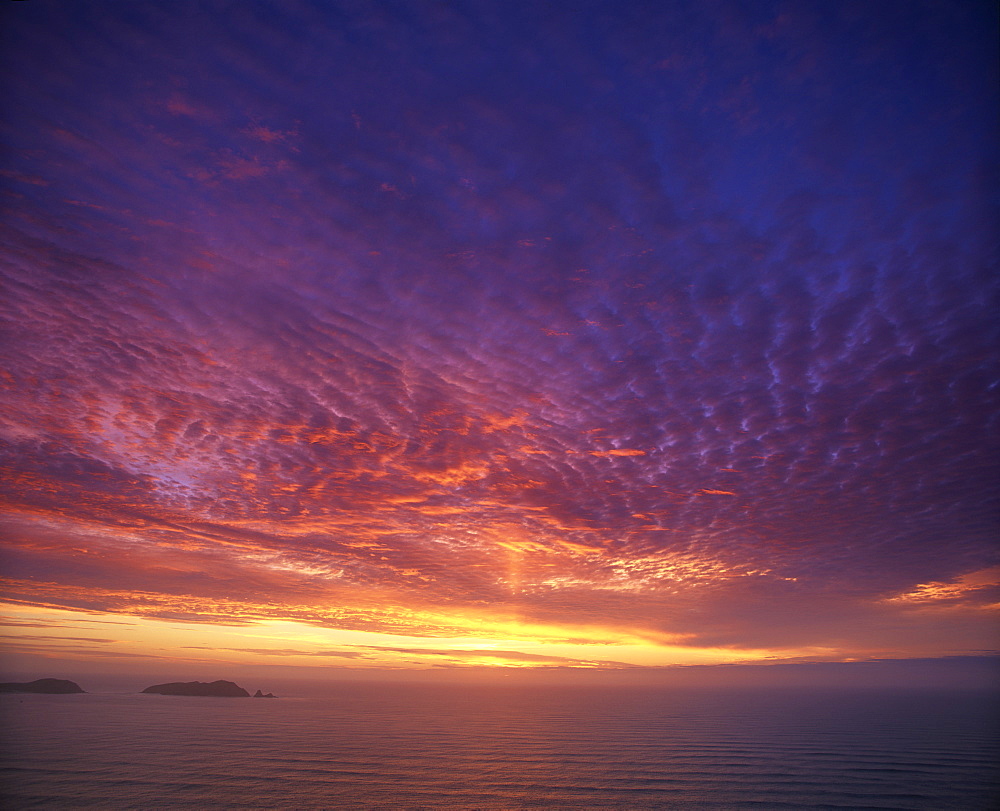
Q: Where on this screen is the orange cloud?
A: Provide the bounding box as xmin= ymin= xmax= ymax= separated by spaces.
xmin=882 ymin=567 xmax=1000 ymax=610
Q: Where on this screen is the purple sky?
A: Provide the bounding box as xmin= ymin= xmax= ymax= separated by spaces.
xmin=1 ymin=0 xmax=997 ymax=677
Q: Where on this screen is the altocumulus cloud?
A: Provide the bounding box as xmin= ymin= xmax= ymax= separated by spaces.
xmin=0 ymin=0 xmax=997 ymax=663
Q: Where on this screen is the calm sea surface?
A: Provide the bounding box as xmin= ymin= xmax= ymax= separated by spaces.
xmin=1 ymin=683 xmax=997 ymax=809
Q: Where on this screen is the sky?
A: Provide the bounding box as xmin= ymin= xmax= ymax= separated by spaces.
xmin=1 ymin=0 xmax=998 ymax=686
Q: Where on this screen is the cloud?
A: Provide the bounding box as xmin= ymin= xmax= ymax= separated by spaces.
xmin=0 ymin=0 xmax=997 ymax=665
xmin=182 ymin=646 xmax=368 ymax=660
xmin=881 ymin=568 xmax=1000 ymax=611
xmin=354 ymin=646 xmax=634 ymax=668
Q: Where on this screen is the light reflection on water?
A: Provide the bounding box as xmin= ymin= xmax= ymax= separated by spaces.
xmin=2 ymin=683 xmax=998 ymax=809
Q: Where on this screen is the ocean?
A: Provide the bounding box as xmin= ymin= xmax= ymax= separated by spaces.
xmin=1 ymin=682 xmax=998 ymax=809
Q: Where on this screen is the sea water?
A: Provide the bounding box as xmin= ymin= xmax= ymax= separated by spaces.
xmin=1 ymin=682 xmax=998 ymax=809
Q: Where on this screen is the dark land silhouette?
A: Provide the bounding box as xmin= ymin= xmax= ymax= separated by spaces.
xmin=0 ymin=678 xmax=85 ymax=694
xmin=142 ymin=680 xmax=250 ymax=697
xmin=141 ymin=679 xmax=275 ymax=697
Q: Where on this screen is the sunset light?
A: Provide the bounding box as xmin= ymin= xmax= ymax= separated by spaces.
xmin=2 ymin=2 xmax=998 ymax=807
xmin=2 ymin=0 xmax=997 ymax=698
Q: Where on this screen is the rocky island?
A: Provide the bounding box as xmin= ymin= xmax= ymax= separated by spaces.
xmin=142 ymin=679 xmax=250 ymax=697
xmin=0 ymin=678 xmax=85 ymax=694
xmin=141 ymin=679 xmax=276 ymax=697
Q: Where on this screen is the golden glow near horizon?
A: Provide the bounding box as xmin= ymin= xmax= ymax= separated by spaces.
xmin=3 ymin=499 xmax=999 ymax=677
xmin=2 ymin=521 xmax=998 ymax=677
xmin=1 ymin=599 xmax=838 ymax=675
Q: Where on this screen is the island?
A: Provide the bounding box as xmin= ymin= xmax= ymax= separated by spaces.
xmin=253 ymin=689 xmax=277 ymax=698
xmin=142 ymin=680 xmax=251 ymax=697
xmin=0 ymin=678 xmax=85 ymax=694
